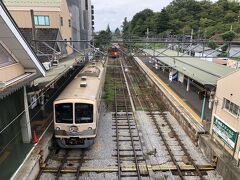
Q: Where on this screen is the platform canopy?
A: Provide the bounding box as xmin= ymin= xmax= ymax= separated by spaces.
xmin=144 ymin=49 xmax=235 ymax=86
xmin=0 ymin=2 xmax=45 ymax=97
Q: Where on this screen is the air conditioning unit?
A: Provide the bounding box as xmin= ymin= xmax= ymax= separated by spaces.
xmin=80 ymin=82 xmax=87 ymax=87
xmin=52 ymin=60 xmax=59 ymax=66
xmin=81 ymin=76 xmax=87 ymax=81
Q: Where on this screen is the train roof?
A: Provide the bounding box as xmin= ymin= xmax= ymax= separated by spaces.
xmin=54 ymin=61 xmax=104 ymax=102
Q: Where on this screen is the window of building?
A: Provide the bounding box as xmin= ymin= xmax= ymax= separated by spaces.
xmin=0 ymin=42 xmax=16 ymax=68
xmin=60 ymin=17 xmax=63 ymax=26
xmin=68 ymin=19 xmax=71 ymax=27
xmin=85 ymin=0 xmax=88 ymax=10
xmin=34 ymin=16 xmax=50 ymax=26
xmin=70 ymin=37 xmax=72 ymax=45
xmin=223 ymin=98 xmax=240 ymax=117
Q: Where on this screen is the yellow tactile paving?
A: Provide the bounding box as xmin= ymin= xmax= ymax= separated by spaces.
xmin=135 ymin=57 xmax=203 ymax=125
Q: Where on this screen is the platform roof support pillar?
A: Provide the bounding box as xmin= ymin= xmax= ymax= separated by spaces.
xmin=20 ymin=86 xmax=32 ymax=143
xmin=187 ymin=77 xmax=190 ymax=91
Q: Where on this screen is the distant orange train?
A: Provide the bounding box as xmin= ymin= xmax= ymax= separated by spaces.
xmin=110 ymin=44 xmax=120 ymax=58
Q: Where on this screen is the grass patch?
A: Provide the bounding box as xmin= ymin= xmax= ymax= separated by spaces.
xmin=104 ymin=72 xmax=114 ymax=104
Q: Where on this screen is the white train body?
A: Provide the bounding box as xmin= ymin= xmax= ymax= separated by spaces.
xmin=53 ymin=60 xmax=106 ymax=148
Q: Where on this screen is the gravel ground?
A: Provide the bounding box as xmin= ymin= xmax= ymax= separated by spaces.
xmin=135 ymin=110 xmax=222 ymax=179
xmin=163 ymin=112 xmax=209 ymax=165
xmin=79 ymin=102 xmax=117 ymax=179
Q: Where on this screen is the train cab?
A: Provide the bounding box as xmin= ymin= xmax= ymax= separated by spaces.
xmin=110 ymin=44 xmax=120 ymax=58
xmin=54 ymin=101 xmax=96 ymax=148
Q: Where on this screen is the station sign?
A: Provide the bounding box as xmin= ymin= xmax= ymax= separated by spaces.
xmin=178 ymin=72 xmax=184 ymax=83
xmin=169 ymin=69 xmax=178 ymax=81
xmin=212 ymin=115 xmax=238 ymax=149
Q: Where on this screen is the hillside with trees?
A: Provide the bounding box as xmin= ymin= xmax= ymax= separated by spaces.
xmin=122 ymin=0 xmax=240 ymax=39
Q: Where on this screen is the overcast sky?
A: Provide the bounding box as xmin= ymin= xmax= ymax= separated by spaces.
xmin=91 ymin=0 xmax=174 ymax=31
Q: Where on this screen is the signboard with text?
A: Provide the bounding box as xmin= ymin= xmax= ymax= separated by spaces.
xmin=212 ymin=115 xmax=238 ymax=149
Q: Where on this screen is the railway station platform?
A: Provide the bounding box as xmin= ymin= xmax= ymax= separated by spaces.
xmin=0 ymin=54 xmax=84 ymax=180
xmin=140 ymin=49 xmax=234 ymax=123
xmin=143 ymin=58 xmax=212 ymax=122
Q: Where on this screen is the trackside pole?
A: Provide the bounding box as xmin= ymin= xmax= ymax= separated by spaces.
xmin=200 ymin=92 xmax=206 ymax=120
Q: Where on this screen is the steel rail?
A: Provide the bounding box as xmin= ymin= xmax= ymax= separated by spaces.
xmin=119 ymin=58 xmax=141 ymax=179
xmin=76 ymin=150 xmax=85 ymax=179
xmin=113 ymin=59 xmax=121 ymax=180
xmin=55 ymin=149 xmax=69 ymax=180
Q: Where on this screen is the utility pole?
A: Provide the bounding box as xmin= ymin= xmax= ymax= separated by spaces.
xmin=145 ymin=28 xmax=149 ymax=49
xmin=197 ymin=27 xmax=200 ymax=41
xmin=30 ymin=9 xmax=37 ymax=53
xmin=190 ymin=29 xmax=193 ymax=48
xmin=200 ymin=90 xmax=207 ymax=120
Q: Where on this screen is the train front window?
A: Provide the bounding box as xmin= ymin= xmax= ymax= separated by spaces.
xmin=75 ymin=103 xmax=93 ymax=123
xmin=55 ymin=103 xmax=73 ymax=123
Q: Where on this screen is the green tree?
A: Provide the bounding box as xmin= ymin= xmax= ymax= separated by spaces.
xmin=153 ymin=9 xmax=170 ymax=34
xmin=199 ymin=18 xmax=214 ymax=28
xmin=129 ymin=9 xmax=154 ymax=36
xmin=124 ymin=0 xmax=240 ymax=38
xmin=121 ymin=17 xmax=129 ymax=38
xmin=223 ymin=11 xmax=237 ymax=23
xmin=95 ymin=30 xmax=112 ymax=49
xmin=222 ymin=30 xmax=236 ymax=41
xmin=106 ymin=24 xmax=111 ymax=33
xmin=208 ymin=41 xmax=217 ymax=49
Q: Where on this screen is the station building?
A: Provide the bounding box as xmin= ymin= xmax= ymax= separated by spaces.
xmin=0 ymin=2 xmax=45 ymax=179
xmin=4 ymin=0 xmax=94 ymax=51
xmin=67 ymin=0 xmax=94 ymax=50
xmin=3 ymin=0 xmax=73 ymax=56
xmin=210 ymin=70 xmax=240 ymax=160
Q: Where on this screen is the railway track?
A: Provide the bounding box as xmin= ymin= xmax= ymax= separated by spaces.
xmin=111 ymin=58 xmax=150 ymax=179
xmin=121 ymin=50 xmax=206 ymax=179
xmin=36 ymin=148 xmax=85 ymax=179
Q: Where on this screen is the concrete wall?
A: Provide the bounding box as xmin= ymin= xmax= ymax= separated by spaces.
xmin=11 ymin=130 xmax=53 ymax=180
xmin=199 ymin=135 xmax=240 ymax=180
xmin=67 ymin=0 xmax=81 ymax=51
xmin=59 ymin=0 xmax=72 ymax=54
xmin=210 ymin=70 xmax=240 ymax=160
xmin=80 ymin=0 xmax=92 ymax=49
xmin=67 ymin=0 xmax=93 ymax=51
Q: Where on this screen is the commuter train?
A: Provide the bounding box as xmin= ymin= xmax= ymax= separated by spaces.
xmin=53 ymin=60 xmax=106 ymax=148
xmin=110 ymin=43 xmax=120 ymax=58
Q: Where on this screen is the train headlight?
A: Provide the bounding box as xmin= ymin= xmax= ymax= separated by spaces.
xmin=88 ymin=127 xmax=92 ymax=130
xmin=56 ymin=127 xmax=60 ymax=130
